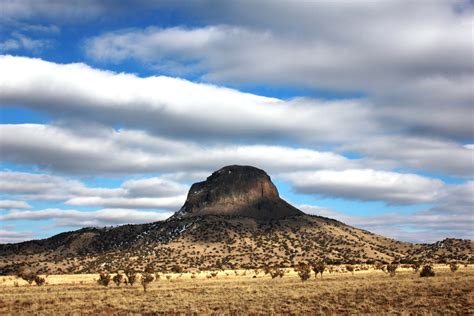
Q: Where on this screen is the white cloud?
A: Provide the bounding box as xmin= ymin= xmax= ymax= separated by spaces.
xmin=285 ymin=169 xmax=445 ymax=204
xmin=300 ymin=200 xmax=474 ymax=243
xmin=83 ymin=1 xmax=473 ymax=140
xmin=1 ymin=56 xmax=471 ymax=177
xmin=0 ymin=124 xmax=357 ymax=175
xmin=0 ymin=55 xmax=378 ymax=143
xmin=0 ymin=32 xmax=50 ymax=52
xmin=342 ymin=136 xmax=474 ymax=177
xmin=122 ymin=177 xmax=188 ymax=198
xmin=85 ymin=8 xmax=471 ymax=93
xmin=0 ymin=228 xmax=33 ymax=244
xmin=65 ymin=196 xmax=185 ymax=210
xmin=0 ymin=170 xmax=187 ymax=210
xmin=0 ymin=200 xmax=31 ymax=210
xmin=0 ymin=0 xmax=108 ymax=23
xmin=0 ymin=208 xmax=173 ymax=228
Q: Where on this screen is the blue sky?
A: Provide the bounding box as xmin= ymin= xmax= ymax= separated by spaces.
xmin=0 ymin=0 xmax=473 ymax=243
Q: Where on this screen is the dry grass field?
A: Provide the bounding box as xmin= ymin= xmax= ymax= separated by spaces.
xmin=1 ymin=265 xmax=473 ymax=315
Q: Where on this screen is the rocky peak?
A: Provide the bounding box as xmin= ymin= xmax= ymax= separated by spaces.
xmin=175 ymin=165 xmax=303 ymax=219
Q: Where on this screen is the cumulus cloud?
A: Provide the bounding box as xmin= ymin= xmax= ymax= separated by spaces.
xmin=0 ymin=171 xmax=119 ymax=201
xmin=0 ymin=32 xmax=50 ymax=52
xmin=1 ymin=0 xmax=109 ymax=23
xmin=83 ymin=1 xmax=473 ymax=139
xmin=0 ymin=200 xmax=31 ymax=210
xmin=85 ymin=4 xmax=472 ymax=91
xmin=1 ymin=56 xmax=471 ymax=176
xmin=0 ymin=208 xmax=173 ymax=228
xmin=0 ymin=228 xmax=34 ymax=244
xmin=0 ymin=124 xmax=357 ymax=175
xmin=300 ymin=197 xmax=474 ymax=243
xmin=285 ymin=169 xmax=445 ymax=205
xmin=0 ymin=171 xmax=187 ymax=210
xmin=65 ymin=196 xmax=185 ymax=210
xmin=341 ymin=136 xmax=474 ymax=177
xmin=0 ymin=55 xmax=377 ymax=143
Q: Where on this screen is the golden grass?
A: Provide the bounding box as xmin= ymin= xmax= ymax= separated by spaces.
xmin=1 ymin=265 xmax=473 ymax=315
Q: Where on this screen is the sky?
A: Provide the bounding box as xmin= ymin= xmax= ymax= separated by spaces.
xmin=0 ymin=0 xmax=473 ymax=244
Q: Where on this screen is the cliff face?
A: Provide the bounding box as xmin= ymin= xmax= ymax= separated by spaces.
xmin=175 ymin=165 xmax=303 ymax=219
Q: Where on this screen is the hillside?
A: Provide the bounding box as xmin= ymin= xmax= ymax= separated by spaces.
xmin=0 ymin=165 xmax=472 ymax=275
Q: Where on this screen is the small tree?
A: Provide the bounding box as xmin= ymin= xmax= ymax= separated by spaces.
xmin=113 ymin=273 xmax=123 ymax=286
xmin=312 ymin=261 xmax=325 ymax=279
xmin=449 ymin=262 xmax=459 ymax=272
xmin=98 ymin=272 xmax=111 ymax=286
xmin=125 ymin=267 xmax=137 ymax=286
xmin=141 ymin=273 xmax=154 ymax=292
xmin=386 ymin=263 xmax=398 ymax=277
xmin=420 ymin=265 xmax=435 ymax=277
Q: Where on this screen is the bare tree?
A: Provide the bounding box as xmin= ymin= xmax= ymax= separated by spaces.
xmin=141 ymin=273 xmax=155 ymax=292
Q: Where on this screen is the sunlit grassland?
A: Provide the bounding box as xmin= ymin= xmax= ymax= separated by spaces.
xmin=1 ymin=265 xmax=473 ymax=315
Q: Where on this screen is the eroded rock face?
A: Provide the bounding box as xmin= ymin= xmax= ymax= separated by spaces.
xmin=175 ymin=165 xmax=303 ymax=219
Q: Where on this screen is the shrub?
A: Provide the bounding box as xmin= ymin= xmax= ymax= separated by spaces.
xmin=125 ymin=267 xmax=137 ymax=286
xmin=112 ymin=273 xmax=123 ymax=286
xmin=17 ymin=269 xmax=36 ymax=285
xmin=411 ymin=262 xmax=421 ymax=272
xmin=386 ymin=263 xmax=398 ymax=277
xmin=144 ymin=264 xmax=154 ymax=273
xmin=269 ymin=268 xmax=285 ymax=279
xmin=345 ymin=265 xmax=354 ymax=275
xmin=311 ymin=261 xmax=325 ymax=278
xmin=97 ymin=272 xmax=111 ymax=286
xmin=263 ymin=265 xmax=272 ymax=275
xmin=374 ymin=262 xmax=384 ymax=271
xmin=34 ymin=275 xmax=46 ymax=286
xmin=296 ymin=264 xmax=311 ymax=282
xmin=449 ymin=262 xmax=459 ymax=272
xmin=420 ymin=265 xmax=435 ymax=277
xmin=141 ymin=273 xmax=154 ymax=292
xmin=171 ymin=265 xmax=183 ymax=273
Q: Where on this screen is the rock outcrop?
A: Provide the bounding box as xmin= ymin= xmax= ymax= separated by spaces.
xmin=174 ymin=165 xmax=304 ymax=219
